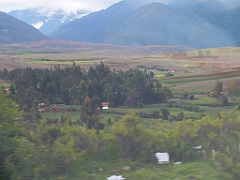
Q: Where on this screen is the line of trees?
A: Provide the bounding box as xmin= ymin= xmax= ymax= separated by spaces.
xmin=0 ymin=62 xmax=172 ymax=110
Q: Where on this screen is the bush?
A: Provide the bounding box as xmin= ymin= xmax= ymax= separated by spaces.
xmin=189 ymin=95 xmax=194 ymax=100
xmin=218 ymin=96 xmax=228 ymax=106
xmin=152 ymin=111 xmax=160 ymax=119
xmin=161 ymin=108 xmax=170 ymax=120
xmin=177 ymin=112 xmax=185 ymax=121
xmin=182 ymin=92 xmax=189 ymax=99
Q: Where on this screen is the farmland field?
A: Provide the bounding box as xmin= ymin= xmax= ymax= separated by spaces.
xmin=1 ymin=40 xmax=240 ymax=123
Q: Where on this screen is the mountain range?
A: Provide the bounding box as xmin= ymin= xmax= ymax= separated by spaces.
xmin=0 ymin=11 xmax=47 ymax=44
xmin=2 ymin=0 xmax=240 ymax=48
xmin=51 ymin=0 xmax=239 ymax=48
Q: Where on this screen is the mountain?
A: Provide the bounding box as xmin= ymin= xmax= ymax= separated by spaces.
xmin=194 ymin=0 xmax=228 ymax=10
xmin=168 ymin=0 xmax=228 ymax=10
xmin=9 ymin=9 xmax=88 ymax=35
xmin=0 ymin=11 xmax=48 ymax=44
xmin=196 ymin=6 xmax=240 ymax=46
xmin=51 ymin=1 xmax=235 ymax=48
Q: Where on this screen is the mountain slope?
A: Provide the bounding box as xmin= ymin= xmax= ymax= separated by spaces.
xmin=168 ymin=0 xmax=228 ymax=10
xmin=51 ymin=1 xmax=134 ymax=42
xmin=101 ymin=3 xmax=232 ymax=47
xmin=196 ymin=6 xmax=240 ymax=46
xmin=0 ymin=11 xmax=48 ymax=44
xmin=194 ymin=0 xmax=228 ymax=10
xmin=51 ymin=1 xmax=234 ymax=48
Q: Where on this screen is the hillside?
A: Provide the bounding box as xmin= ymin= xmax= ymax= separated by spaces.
xmin=0 ymin=11 xmax=48 ymax=44
xmin=168 ymin=0 xmax=228 ymax=10
xmin=51 ymin=1 xmax=236 ymax=48
xmin=196 ymin=6 xmax=240 ymax=46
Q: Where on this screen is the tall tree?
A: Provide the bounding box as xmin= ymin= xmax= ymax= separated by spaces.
xmin=212 ymin=80 xmax=223 ymax=98
xmin=80 ymin=96 xmax=101 ymax=132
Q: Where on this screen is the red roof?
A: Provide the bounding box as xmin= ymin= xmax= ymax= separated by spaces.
xmin=101 ymin=102 xmax=109 ymax=107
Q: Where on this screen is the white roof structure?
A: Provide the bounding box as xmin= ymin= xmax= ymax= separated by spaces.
xmin=192 ymin=145 xmax=202 ymax=150
xmin=155 ymin=152 xmax=170 ymax=164
xmin=173 ymin=161 xmax=182 ymax=165
xmin=107 ymin=175 xmax=125 ymax=180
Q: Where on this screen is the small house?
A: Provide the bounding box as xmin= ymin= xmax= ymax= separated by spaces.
xmin=38 ymin=103 xmax=46 ymax=112
xmin=38 ymin=103 xmax=46 ymax=109
xmin=101 ymin=102 xmax=109 ymax=110
xmin=3 ymin=88 xmax=11 ymax=95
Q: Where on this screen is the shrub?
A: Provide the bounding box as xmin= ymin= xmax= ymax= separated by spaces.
xmin=161 ymin=108 xmax=170 ymax=120
xmin=182 ymin=92 xmax=189 ymax=99
xmin=218 ymin=96 xmax=228 ymax=106
xmin=189 ymin=95 xmax=194 ymax=100
xmin=177 ymin=112 xmax=185 ymax=121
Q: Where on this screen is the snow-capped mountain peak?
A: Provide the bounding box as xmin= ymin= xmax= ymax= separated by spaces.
xmin=8 ymin=8 xmax=90 ymax=35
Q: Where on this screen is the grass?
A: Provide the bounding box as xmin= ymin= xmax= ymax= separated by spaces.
xmin=41 ymin=111 xmax=80 ymax=122
xmin=0 ymin=81 xmax=11 ymax=88
xmin=39 ymin=94 xmax=236 ymax=131
xmin=160 ymin=71 xmax=240 ymax=84
xmin=51 ymin=160 xmax=232 ymax=180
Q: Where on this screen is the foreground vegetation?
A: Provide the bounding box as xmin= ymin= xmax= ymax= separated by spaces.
xmin=1 ymin=90 xmax=240 ymax=179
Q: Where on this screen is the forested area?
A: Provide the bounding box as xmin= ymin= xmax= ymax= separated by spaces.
xmin=0 ymin=62 xmax=171 ymax=110
xmin=1 ymin=90 xmax=240 ymax=179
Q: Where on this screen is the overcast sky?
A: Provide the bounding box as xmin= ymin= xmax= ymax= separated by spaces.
xmin=0 ymin=0 xmax=239 ymax=13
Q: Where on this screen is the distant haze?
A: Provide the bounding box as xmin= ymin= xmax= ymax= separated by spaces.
xmin=0 ymin=0 xmax=239 ymax=14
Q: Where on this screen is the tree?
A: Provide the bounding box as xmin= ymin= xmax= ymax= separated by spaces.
xmin=80 ymin=96 xmax=101 ymax=132
xmin=228 ymin=81 xmax=240 ymax=103
xmin=15 ymin=86 xmax=42 ymax=110
xmin=212 ymin=80 xmax=223 ymax=98
xmin=112 ymin=113 xmax=154 ymax=161
xmin=150 ymin=71 xmax=154 ymax=78
xmin=15 ymin=67 xmax=38 ymax=89
xmin=0 ymin=91 xmax=21 ymax=179
xmin=177 ymin=112 xmax=185 ymax=121
xmin=161 ymin=108 xmax=170 ymax=120
xmin=218 ymin=96 xmax=228 ymax=106
xmin=182 ymin=92 xmax=189 ymax=99
xmin=189 ymin=94 xmax=194 ymax=100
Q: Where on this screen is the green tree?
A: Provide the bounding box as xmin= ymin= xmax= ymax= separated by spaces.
xmin=161 ymin=108 xmax=170 ymax=120
xmin=212 ymin=80 xmax=223 ymax=98
xmin=182 ymin=92 xmax=189 ymax=99
xmin=177 ymin=112 xmax=185 ymax=121
xmin=112 ymin=112 xmax=155 ymax=161
xmin=0 ymin=91 xmax=21 ymax=179
xmin=80 ymin=96 xmax=101 ymax=132
xmin=15 ymin=67 xmax=38 ymax=89
xmin=189 ymin=94 xmax=194 ymax=100
xmin=228 ymin=81 xmax=240 ymax=103
xmin=219 ymin=96 xmax=228 ymax=106
xmin=15 ymin=86 xmax=42 ymax=110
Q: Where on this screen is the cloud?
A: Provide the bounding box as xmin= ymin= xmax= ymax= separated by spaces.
xmin=0 ymin=0 xmax=122 ymax=13
xmin=221 ymin=0 xmax=240 ymax=8
xmin=0 ymin=0 xmax=239 ymax=13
